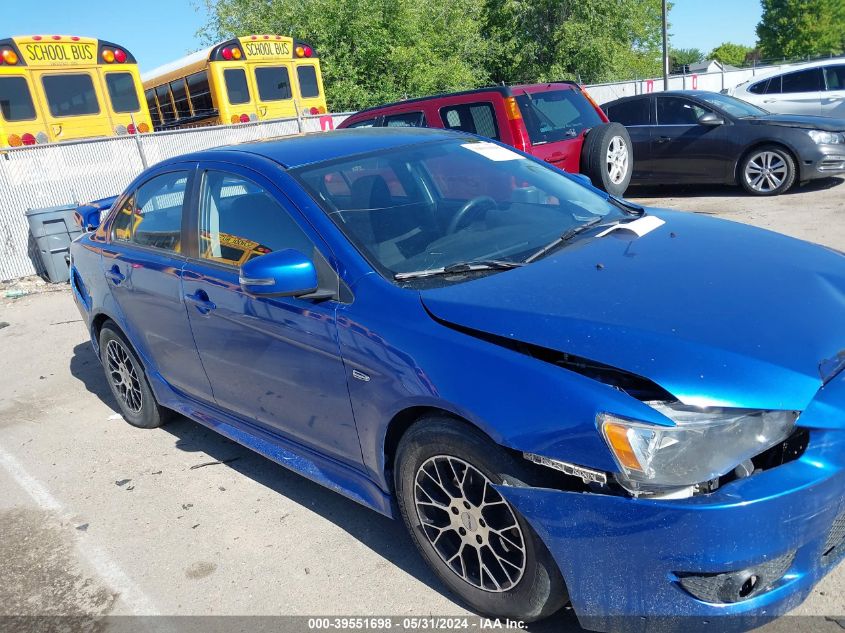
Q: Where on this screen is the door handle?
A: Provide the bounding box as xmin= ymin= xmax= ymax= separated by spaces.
xmin=105 ymin=265 xmax=125 ymax=285
xmin=655 ymin=136 xmax=671 ymax=144
xmin=184 ymin=289 xmax=216 ymax=314
xmin=544 ymin=152 xmax=567 ymax=163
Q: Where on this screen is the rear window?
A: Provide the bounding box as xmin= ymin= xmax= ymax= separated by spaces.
xmin=346 ymin=118 xmax=376 ymax=128
xmin=440 ymin=102 xmax=499 ymax=140
xmin=105 ymin=73 xmax=140 ymax=113
xmin=781 ymin=68 xmax=822 ymax=93
xmin=255 ymin=66 xmax=292 ymax=101
xmin=297 ymin=66 xmax=320 ymax=98
xmin=515 ymin=89 xmax=603 ymax=144
xmin=224 ymin=68 xmax=250 ymax=105
xmin=604 ymin=98 xmax=650 ymax=126
xmin=42 ymin=74 xmax=99 ymax=117
xmin=0 ymin=77 xmax=37 ymax=121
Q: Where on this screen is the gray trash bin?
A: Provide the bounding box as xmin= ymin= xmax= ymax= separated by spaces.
xmin=25 ymin=203 xmax=83 ymax=283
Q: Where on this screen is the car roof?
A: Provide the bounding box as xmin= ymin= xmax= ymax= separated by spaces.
xmin=164 ymin=127 xmax=465 ymax=169
xmin=602 ymin=90 xmax=722 ymax=106
xmin=344 ymin=82 xmax=579 ymax=120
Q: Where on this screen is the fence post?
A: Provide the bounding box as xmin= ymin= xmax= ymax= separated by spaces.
xmin=130 ymin=113 xmax=148 ymax=169
xmin=293 ymin=99 xmax=304 ymax=133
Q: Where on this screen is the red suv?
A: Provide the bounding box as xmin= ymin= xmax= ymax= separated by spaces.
xmin=338 ymin=83 xmax=633 ymax=195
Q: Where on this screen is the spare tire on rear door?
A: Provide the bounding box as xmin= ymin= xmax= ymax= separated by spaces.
xmin=579 ymin=122 xmax=633 ymax=196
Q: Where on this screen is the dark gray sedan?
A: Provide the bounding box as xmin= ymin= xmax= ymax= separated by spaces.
xmin=602 ymin=90 xmax=845 ymax=195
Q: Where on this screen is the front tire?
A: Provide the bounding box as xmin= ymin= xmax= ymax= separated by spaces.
xmin=739 ymin=145 xmax=796 ymax=196
xmin=394 ymin=417 xmax=567 ymax=622
xmin=99 ymin=322 xmax=169 ymax=429
xmin=579 ymin=122 xmax=633 ymax=196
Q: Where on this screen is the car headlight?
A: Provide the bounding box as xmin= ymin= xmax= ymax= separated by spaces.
xmin=808 ymin=129 xmax=845 ymax=144
xmin=599 ymin=404 xmax=798 ymax=493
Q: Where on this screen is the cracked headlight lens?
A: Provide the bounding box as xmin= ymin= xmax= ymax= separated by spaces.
xmin=599 ymin=404 xmax=798 ymax=492
xmin=808 ymin=130 xmax=845 ymax=145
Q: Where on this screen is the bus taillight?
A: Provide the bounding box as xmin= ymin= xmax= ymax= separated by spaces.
xmin=309 ymin=107 xmax=319 ymax=115
xmin=239 ymin=114 xmax=250 ymax=123
xmin=7 ymin=135 xmax=22 ymax=147
xmin=21 ymin=133 xmax=36 ymax=146
xmin=114 ymin=49 xmax=127 ymax=63
xmin=138 ymin=123 xmax=150 ymax=133
xmin=126 ymin=123 xmax=136 ymax=135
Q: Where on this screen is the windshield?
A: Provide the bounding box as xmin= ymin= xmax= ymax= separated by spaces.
xmin=694 ymin=93 xmax=768 ymax=118
xmin=294 ymin=138 xmax=624 ymax=282
xmin=515 ymin=89 xmax=604 ymax=144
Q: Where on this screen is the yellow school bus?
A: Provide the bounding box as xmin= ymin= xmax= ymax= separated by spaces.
xmin=142 ymin=35 xmax=327 ymax=130
xmin=0 ymin=35 xmax=152 ymax=146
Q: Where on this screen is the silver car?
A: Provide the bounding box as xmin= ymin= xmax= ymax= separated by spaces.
xmin=729 ymin=59 xmax=845 ymax=118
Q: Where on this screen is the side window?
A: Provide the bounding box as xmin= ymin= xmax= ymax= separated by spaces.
xmin=111 ymin=194 xmax=136 ymax=242
xmin=132 ymin=172 xmax=188 ymax=252
xmin=224 ymin=68 xmax=251 ymax=105
xmin=198 ymin=171 xmax=313 ymax=267
xmin=824 ymin=65 xmax=845 ymax=91
xmin=170 ymin=79 xmax=191 ymax=119
xmin=383 ymin=112 xmax=426 ymax=127
xmin=186 ymin=71 xmax=214 ymax=116
xmin=440 ymin=102 xmax=500 ymax=140
xmin=656 ymin=97 xmax=707 ymax=125
xmin=145 ymin=89 xmax=162 ymax=127
xmin=155 ymin=85 xmax=175 ymax=124
xmin=0 ymin=77 xmax=37 ymax=121
xmin=781 ymin=68 xmax=822 ymax=93
xmin=604 ymin=98 xmax=650 ymax=126
xmin=346 ymin=118 xmax=376 ymax=128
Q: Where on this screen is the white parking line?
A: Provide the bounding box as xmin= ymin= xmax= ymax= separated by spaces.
xmin=0 ymin=442 xmax=161 ymax=616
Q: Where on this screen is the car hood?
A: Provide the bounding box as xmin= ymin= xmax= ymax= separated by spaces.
xmin=420 ymin=210 xmax=845 ymax=411
xmin=748 ymin=114 xmax=845 ymax=132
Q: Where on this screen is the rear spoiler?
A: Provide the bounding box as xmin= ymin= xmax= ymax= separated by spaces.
xmin=74 ymin=195 xmax=118 ymax=231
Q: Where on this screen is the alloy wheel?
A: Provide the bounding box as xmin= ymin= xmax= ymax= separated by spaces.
xmin=413 ymin=455 xmax=527 ymax=592
xmin=744 ymin=151 xmax=788 ymax=193
xmin=605 ymin=135 xmax=629 ymax=185
xmin=106 ymin=339 xmax=143 ymax=414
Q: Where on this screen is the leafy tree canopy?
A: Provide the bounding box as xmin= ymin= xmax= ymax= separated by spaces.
xmin=708 ymin=42 xmax=753 ymax=67
xmin=670 ymin=48 xmax=704 ymax=68
xmin=756 ymin=0 xmax=845 ymax=59
xmin=200 ymin=0 xmax=664 ymax=111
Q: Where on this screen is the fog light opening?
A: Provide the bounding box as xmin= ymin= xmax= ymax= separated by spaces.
xmin=738 ymin=574 xmax=758 ymax=599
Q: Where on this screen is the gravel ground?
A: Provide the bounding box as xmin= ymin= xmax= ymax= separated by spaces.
xmin=0 ymin=178 xmax=844 ymax=633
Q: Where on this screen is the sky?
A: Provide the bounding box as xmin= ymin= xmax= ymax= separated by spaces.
xmin=8 ymin=0 xmax=763 ymax=74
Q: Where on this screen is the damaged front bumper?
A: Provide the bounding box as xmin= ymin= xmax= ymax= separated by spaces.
xmin=497 ymin=373 xmax=845 ymax=633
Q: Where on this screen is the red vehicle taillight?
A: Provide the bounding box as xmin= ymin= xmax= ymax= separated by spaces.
xmin=309 ymin=106 xmax=319 ymax=115
xmin=21 ymin=133 xmax=37 ymax=146
xmin=126 ymin=123 xmax=137 ymax=135
xmin=503 ymin=96 xmax=530 ymax=153
xmin=239 ymin=114 xmax=250 ymax=123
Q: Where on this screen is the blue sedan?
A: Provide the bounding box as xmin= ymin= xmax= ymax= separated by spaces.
xmin=69 ymin=127 xmax=845 ymax=630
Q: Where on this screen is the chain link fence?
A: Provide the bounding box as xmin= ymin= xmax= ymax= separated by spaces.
xmin=0 ymin=113 xmax=350 ymax=281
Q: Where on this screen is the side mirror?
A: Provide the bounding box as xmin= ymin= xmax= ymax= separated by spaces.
xmin=75 ymin=195 xmax=118 ymax=232
xmin=239 ymin=249 xmax=318 ymax=297
xmin=572 ymin=173 xmax=593 ymax=186
xmin=698 ymin=112 xmax=725 ymax=126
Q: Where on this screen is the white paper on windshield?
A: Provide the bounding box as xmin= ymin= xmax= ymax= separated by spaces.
xmin=461 ymin=141 xmax=525 ymax=161
xmin=595 ymin=215 xmax=665 ymax=238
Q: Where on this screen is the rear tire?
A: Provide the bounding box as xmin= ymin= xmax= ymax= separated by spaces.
xmin=99 ymin=322 xmax=170 ymax=429
xmin=579 ymin=122 xmax=633 ymax=196
xmin=394 ymin=417 xmax=567 ymax=622
xmin=738 ymin=145 xmax=796 ymax=196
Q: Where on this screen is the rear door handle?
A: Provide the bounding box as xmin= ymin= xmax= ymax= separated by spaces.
xmin=184 ymin=289 xmax=216 ymax=314
xmin=105 ymin=265 xmax=125 ymax=285
xmin=655 ymin=136 xmax=671 ymax=144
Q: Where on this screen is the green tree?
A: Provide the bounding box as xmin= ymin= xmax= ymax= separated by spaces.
xmin=670 ymin=48 xmax=704 ymax=68
xmin=482 ymin=0 xmax=663 ymax=85
xmin=708 ymin=42 xmax=753 ymax=67
xmin=756 ymin=0 xmax=845 ymax=59
xmin=199 ymin=0 xmax=492 ymax=111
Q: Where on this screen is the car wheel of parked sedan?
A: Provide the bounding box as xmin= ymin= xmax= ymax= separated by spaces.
xmin=395 ymin=417 xmax=568 ymax=622
xmin=99 ymin=322 xmax=170 ymax=429
xmin=579 ymin=122 xmax=633 ymax=197
xmin=739 ymin=145 xmax=796 ymax=196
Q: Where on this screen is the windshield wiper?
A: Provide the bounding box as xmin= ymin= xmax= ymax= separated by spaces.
xmin=608 ymin=195 xmax=645 ymax=216
xmin=394 ymin=259 xmax=524 ymax=281
xmin=523 ymin=216 xmax=640 ymax=263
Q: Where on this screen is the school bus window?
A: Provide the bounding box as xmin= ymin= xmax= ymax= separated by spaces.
xmin=255 ymin=66 xmax=292 ymax=101
xmin=105 ymin=73 xmax=140 ymax=113
xmin=186 ymin=72 xmax=213 ymax=116
xmin=111 ymin=195 xmax=136 ymax=242
xmin=145 ymin=89 xmax=162 ymax=127
xmin=42 ymin=74 xmax=99 ymax=117
xmin=155 ymin=84 xmax=175 ymax=123
xmin=0 ymin=77 xmax=37 ymax=121
xmin=297 ymin=66 xmax=319 ymax=98
xmin=223 ymin=68 xmax=250 ymax=105
xmin=170 ymin=79 xmax=191 ymax=119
